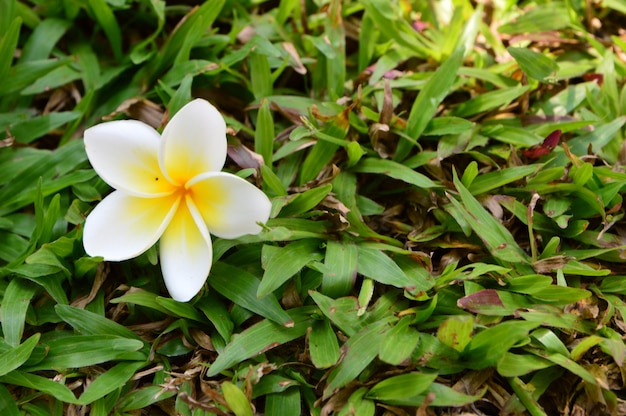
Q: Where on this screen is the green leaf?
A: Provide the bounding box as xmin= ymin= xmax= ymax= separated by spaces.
xmin=357 ymin=245 xmax=421 ymax=289
xmin=0 ymin=371 xmax=78 ymax=404
xmin=265 ymin=387 xmax=301 ymax=416
xmin=252 ymin=374 xmax=299 ymax=398
xmin=367 ymin=372 xmax=438 ymax=401
xmin=570 ymin=335 xmax=604 ymax=362
xmin=447 ymin=173 xmax=530 ymax=265
xmin=0 ymin=17 xmax=21 ymax=82
xmin=451 ymin=85 xmax=529 ymax=118
xmin=346 ymin=140 xmax=365 ymax=167
xmin=69 ymin=40 xmax=101 ymax=90
xmin=325 ymin=318 xmax=394 ymax=395
xmin=519 ymin=310 xmax=595 ymax=334
xmin=309 ymin=291 xmax=363 ymax=337
xmin=261 ymin=164 xmax=287 ymax=196
xmin=24 ymin=335 xmax=145 ymax=371
xmin=55 ymin=304 xmax=144 ymax=341
xmin=0 ymin=333 xmax=40 ymax=376
xmin=508 ymin=47 xmax=558 ymax=82
xmin=0 ymin=57 xmax=72 ymax=96
xmin=128 ymin=0 xmax=164 ymax=64
xmin=250 ymin=51 xmax=272 ymax=101
xmin=400 ymin=47 xmax=464 ymax=157
xmin=354 ymin=158 xmax=438 ymax=188
xmin=437 ymin=315 xmax=473 ymax=352
xmin=145 ymin=0 xmax=225 ymax=83
xmin=207 ymin=306 xmax=317 ymax=376
xmin=166 ymin=74 xmax=193 ymax=117
xmin=196 ymin=291 xmax=234 ymax=343
xmin=378 ymin=317 xmax=420 ymax=365
xmin=1 ymin=278 xmax=37 ymax=346
xmin=210 ymin=262 xmax=292 ymax=326
xmin=0 ymin=140 xmax=90 ymax=216
xmin=156 ymin=297 xmax=207 ymax=322
xmin=255 ymin=99 xmax=275 ymax=166
xmin=497 ymin=352 xmax=553 ymax=377
xmin=279 ymin=184 xmax=332 ymax=217
xmin=87 ymin=0 xmax=122 ymax=60
xmin=116 ymin=386 xmax=175 ymax=412
xmin=0 ymin=384 xmax=20 ymax=416
xmin=222 ymin=382 xmax=253 ymax=416
xmin=331 ymin=171 xmax=400 ymax=245
xmin=424 ymin=117 xmax=474 ymax=136
xmin=600 ymin=275 xmax=626 ymax=294
xmin=525 ymin=183 xmax=605 ymax=221
xmin=20 ymin=17 xmax=71 ymax=62
xmin=324 ymin=0 xmax=346 ymax=99
xmin=395 ymin=254 xmax=436 ymax=292
xmin=505 ymin=274 xmax=553 ymax=294
xmin=529 ymin=285 xmax=591 ymax=304
xmin=309 ymin=319 xmax=340 ymax=369
xmin=78 ymin=361 xmax=147 ymax=405
xmin=531 ymin=327 xmax=570 ymax=356
xmin=463 ymin=321 xmax=538 ymax=369
xmin=536 ymin=352 xmax=600 ymax=386
xmin=0 ymin=0 xmax=16 ymax=37
xmin=566 ymin=116 xmax=625 ymax=163
xmin=110 ymin=290 xmax=171 ymax=315
xmin=508 ymin=377 xmax=548 ymax=415
xmin=378 ymin=382 xmax=484 ymax=407
xmin=360 ymin=0 xmax=433 ymax=59
xmin=322 ymin=240 xmax=358 ymax=297
xmin=300 ymin=140 xmax=340 ymax=185
xmin=338 ymin=387 xmax=375 ymax=416
xmin=468 ymin=165 xmax=538 ymax=195
xmin=498 ymin=3 xmax=570 ymax=34
xmin=259 ymin=239 xmax=323 ymax=297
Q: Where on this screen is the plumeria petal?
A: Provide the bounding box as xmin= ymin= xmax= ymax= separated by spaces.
xmin=84 ymin=120 xmax=176 ymax=197
xmin=83 ymin=98 xmax=272 ymax=302
xmin=187 ymin=172 xmax=271 ymax=239
xmin=83 ymin=191 xmax=180 ymax=261
xmin=160 ymin=99 xmax=227 ymax=185
xmin=160 ymin=195 xmax=213 ymax=302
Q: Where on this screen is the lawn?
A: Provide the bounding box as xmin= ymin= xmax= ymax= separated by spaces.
xmin=1 ymin=0 xmax=626 ymax=415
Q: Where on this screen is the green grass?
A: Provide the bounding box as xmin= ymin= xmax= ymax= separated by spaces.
xmin=1 ymin=0 xmax=626 ymax=415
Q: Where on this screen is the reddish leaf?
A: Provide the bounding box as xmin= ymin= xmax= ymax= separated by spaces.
xmin=582 ymin=73 xmax=604 ymax=85
xmin=523 ymin=129 xmax=562 ymax=159
xmin=412 ymin=20 xmax=428 ymax=32
xmin=457 ymin=289 xmax=503 ymax=313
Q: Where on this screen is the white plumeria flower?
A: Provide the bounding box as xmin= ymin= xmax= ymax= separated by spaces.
xmin=83 ymin=99 xmax=271 ymax=302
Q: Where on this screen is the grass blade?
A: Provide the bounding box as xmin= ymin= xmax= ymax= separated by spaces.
xmin=446 ymin=172 xmax=530 ymax=265
xmin=0 ymin=371 xmax=78 ymax=404
xmin=324 ymin=317 xmax=393 ymax=395
xmin=55 ymin=304 xmax=144 ymax=341
xmin=0 ymin=333 xmax=40 ymax=376
xmin=309 ymin=319 xmax=340 ymax=369
xmin=0 ymin=16 xmax=20 ymax=82
xmin=255 ymin=99 xmax=275 ymax=166
xmin=397 ymin=47 xmax=464 ymax=159
xmin=508 ymin=47 xmax=558 ymax=83
xmin=322 ymin=240 xmax=358 ymax=297
xmin=210 ymin=262 xmax=292 ymax=326
xmin=354 ymin=158 xmax=439 ymax=188
xmin=259 ymin=239 xmax=323 ymax=297
xmin=207 ymin=306 xmax=317 ymax=376
xmin=78 ymin=360 xmax=147 ymax=405
xmin=1 ymin=278 xmax=37 ymax=346
xmin=24 ymin=335 xmax=145 ymax=371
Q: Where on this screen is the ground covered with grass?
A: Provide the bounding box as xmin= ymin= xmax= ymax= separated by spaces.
xmin=2 ymin=0 xmax=626 ymax=415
